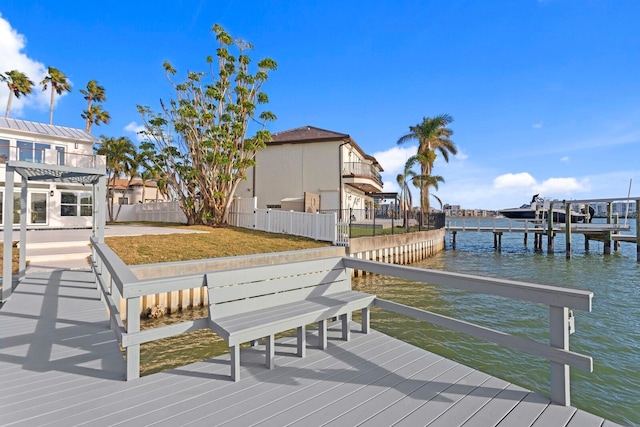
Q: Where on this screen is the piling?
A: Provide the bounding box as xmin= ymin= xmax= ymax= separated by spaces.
xmin=547 ymin=205 xmax=554 ymax=253
xmin=565 ymin=203 xmax=572 ymax=259
xmin=604 ymin=203 xmax=612 ymax=255
xmin=636 ymin=199 xmax=640 ymax=262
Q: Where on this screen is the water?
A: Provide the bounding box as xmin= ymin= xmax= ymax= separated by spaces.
xmin=352 ymin=218 xmax=639 ymax=426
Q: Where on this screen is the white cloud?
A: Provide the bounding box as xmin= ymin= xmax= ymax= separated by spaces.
xmin=371 ymin=145 xmax=419 ymax=193
xmin=534 ymin=177 xmax=590 ymax=196
xmin=124 ymin=121 xmax=146 ymax=141
xmin=454 ymin=148 xmax=468 ymax=161
xmin=532 ymin=122 xmax=543 ymax=129
xmin=560 ymin=156 xmax=569 ymax=162
xmin=0 ymin=15 xmax=51 ymax=117
xmin=493 ymin=172 xmax=537 ymax=189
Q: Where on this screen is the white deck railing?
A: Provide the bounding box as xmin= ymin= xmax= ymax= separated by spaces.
xmin=91 ymin=239 xmax=593 ymax=406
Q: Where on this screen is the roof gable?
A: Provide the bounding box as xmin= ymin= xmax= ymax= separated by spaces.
xmin=270 ymin=125 xmax=350 ymax=144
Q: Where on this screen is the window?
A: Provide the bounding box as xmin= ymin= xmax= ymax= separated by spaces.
xmin=31 ymin=193 xmax=47 ymax=224
xmin=56 ymin=146 xmax=65 ymax=165
xmin=60 ymin=192 xmax=93 ymax=216
xmin=61 ymin=192 xmax=77 ymax=216
xmin=61 ymin=192 xmax=92 ymax=216
xmin=118 ymin=197 xmax=129 ymax=205
xmin=17 ymin=141 xmax=51 ymax=163
xmin=0 ymin=139 xmax=9 ymax=164
xmin=80 ymin=194 xmax=92 ymax=216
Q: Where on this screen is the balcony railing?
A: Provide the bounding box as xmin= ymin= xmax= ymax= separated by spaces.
xmin=0 ymin=146 xmax=106 ymax=169
xmin=342 ymin=162 xmax=382 ymax=184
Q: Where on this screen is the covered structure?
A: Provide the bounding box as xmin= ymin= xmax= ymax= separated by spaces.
xmin=1 ymin=120 xmax=106 ymax=302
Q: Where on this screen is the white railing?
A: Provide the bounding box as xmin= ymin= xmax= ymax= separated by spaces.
xmin=90 ymin=242 xmax=594 ymax=407
xmin=1 ymin=146 xmax=105 ymax=169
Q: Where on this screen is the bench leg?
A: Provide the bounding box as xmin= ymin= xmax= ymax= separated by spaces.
xmin=318 ymin=320 xmax=327 ymax=350
xmin=362 ymin=307 xmax=370 ymax=334
xmin=340 ymin=313 xmax=350 ymax=341
xmin=297 ymin=326 xmax=306 ymax=357
xmin=230 ymin=345 xmax=240 ymax=382
xmin=266 ymin=334 xmax=275 ymax=369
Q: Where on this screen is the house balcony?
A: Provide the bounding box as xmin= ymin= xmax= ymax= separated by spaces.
xmin=342 ymin=162 xmax=383 ymax=193
xmin=0 ymin=146 xmax=106 ymax=183
xmin=0 ymin=146 xmax=105 ymax=169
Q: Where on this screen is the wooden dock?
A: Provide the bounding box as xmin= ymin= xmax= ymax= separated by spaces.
xmin=0 ymin=269 xmax=622 ymax=426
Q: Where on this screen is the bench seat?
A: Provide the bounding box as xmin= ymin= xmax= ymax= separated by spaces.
xmin=206 ymin=257 xmax=375 ymax=381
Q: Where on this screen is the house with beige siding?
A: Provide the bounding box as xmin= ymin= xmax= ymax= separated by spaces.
xmin=236 ymin=125 xmax=384 ymax=219
xmin=109 ymin=178 xmax=166 ymax=205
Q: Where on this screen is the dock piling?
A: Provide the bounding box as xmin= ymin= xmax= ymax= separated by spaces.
xmin=565 ymin=203 xmax=572 ymax=259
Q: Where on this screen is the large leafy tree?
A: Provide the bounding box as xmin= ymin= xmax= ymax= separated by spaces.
xmin=95 ymin=136 xmax=137 ymax=221
xmin=1 ymin=70 xmax=35 ymax=118
xmin=80 ymin=80 xmax=111 ymax=132
xmin=138 ymin=23 xmax=277 ymax=225
xmin=40 ymin=66 xmax=71 ymax=125
xmin=397 ymin=114 xmax=456 ymax=215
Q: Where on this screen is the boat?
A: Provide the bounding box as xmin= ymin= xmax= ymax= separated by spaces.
xmin=499 ymin=195 xmax=589 ymax=223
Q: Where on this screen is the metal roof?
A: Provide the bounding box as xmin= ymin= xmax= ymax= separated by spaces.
xmin=0 ymin=118 xmax=99 ymax=143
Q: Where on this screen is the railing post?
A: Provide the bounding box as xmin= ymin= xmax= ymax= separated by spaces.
xmin=549 ymin=305 xmax=570 ymax=406
xmin=126 ymin=295 xmax=141 ymax=380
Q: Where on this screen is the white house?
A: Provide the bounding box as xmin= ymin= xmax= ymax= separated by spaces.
xmin=236 ymin=125 xmax=384 ymax=219
xmin=0 ymin=118 xmax=104 ymax=229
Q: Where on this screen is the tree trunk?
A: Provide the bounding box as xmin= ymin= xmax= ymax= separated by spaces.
xmin=5 ymin=92 xmax=13 ymax=118
xmin=49 ymin=87 xmax=54 ymax=125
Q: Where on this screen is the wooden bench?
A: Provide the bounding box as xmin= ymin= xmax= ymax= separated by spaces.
xmin=206 ymin=257 xmax=375 ymax=381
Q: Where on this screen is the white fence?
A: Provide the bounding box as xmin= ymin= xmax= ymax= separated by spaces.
xmin=229 ymin=197 xmax=348 ymax=246
xmin=135 ymin=201 xmax=187 ymax=223
xmin=110 ymin=201 xmax=187 ymax=224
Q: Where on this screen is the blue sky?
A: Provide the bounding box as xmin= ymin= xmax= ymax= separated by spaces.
xmin=1 ymin=1 xmax=639 ymax=210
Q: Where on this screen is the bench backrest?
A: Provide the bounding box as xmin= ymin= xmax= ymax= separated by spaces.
xmin=206 ymin=257 xmax=350 ymax=319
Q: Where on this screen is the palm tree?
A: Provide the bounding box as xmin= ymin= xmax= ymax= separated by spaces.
xmin=1 ymin=70 xmax=35 ymax=118
xmin=396 ymin=156 xmax=418 ymax=229
xmin=80 ymin=80 xmax=109 ymax=131
xmin=40 ymin=66 xmax=71 ymax=124
xmin=397 ymin=114 xmax=457 ymax=213
xmin=82 ymin=104 xmax=111 ymax=132
xmin=95 ymin=136 xmax=137 ymax=221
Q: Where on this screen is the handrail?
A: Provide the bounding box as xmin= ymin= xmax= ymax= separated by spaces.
xmin=343 ymin=257 xmax=592 ymax=310
xmin=345 ymin=256 xmax=592 ymax=406
xmin=90 ymin=245 xmax=595 ymax=406
xmin=373 ymin=298 xmax=591 ymax=371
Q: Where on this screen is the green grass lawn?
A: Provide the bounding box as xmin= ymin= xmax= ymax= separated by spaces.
xmin=106 ymin=225 xmax=330 ymax=375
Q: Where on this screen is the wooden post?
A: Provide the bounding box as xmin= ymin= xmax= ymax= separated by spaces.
xmin=584 ymin=235 xmax=590 ymax=252
xmin=452 ymin=231 xmax=457 ymax=249
xmin=493 ymin=232 xmax=498 ymax=249
xmin=2 ymin=166 xmax=15 ymax=302
xmin=547 ymin=204 xmax=554 ymax=253
xmin=296 ymin=325 xmax=306 ymax=357
xmin=549 ymin=306 xmax=571 ymax=406
xmin=604 ymin=203 xmax=612 ymax=255
xmin=636 ymin=199 xmax=640 ymax=262
xmin=565 ymin=203 xmax=572 ymax=259
xmin=19 ymin=179 xmax=27 ymax=278
xmin=126 ymin=296 xmax=141 ymax=380
xmin=524 ymin=233 xmax=528 ymax=246
xmin=613 ymin=214 xmax=619 ymax=252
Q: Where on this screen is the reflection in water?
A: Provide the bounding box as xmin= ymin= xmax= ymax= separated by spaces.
xmin=352 ymin=219 xmax=639 ymax=426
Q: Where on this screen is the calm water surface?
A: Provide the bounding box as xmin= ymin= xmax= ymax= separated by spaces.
xmin=352 ymin=218 xmax=639 ymax=426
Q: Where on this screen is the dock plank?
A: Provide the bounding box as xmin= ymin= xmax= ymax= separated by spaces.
xmin=0 ymin=270 xmax=624 ymax=427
